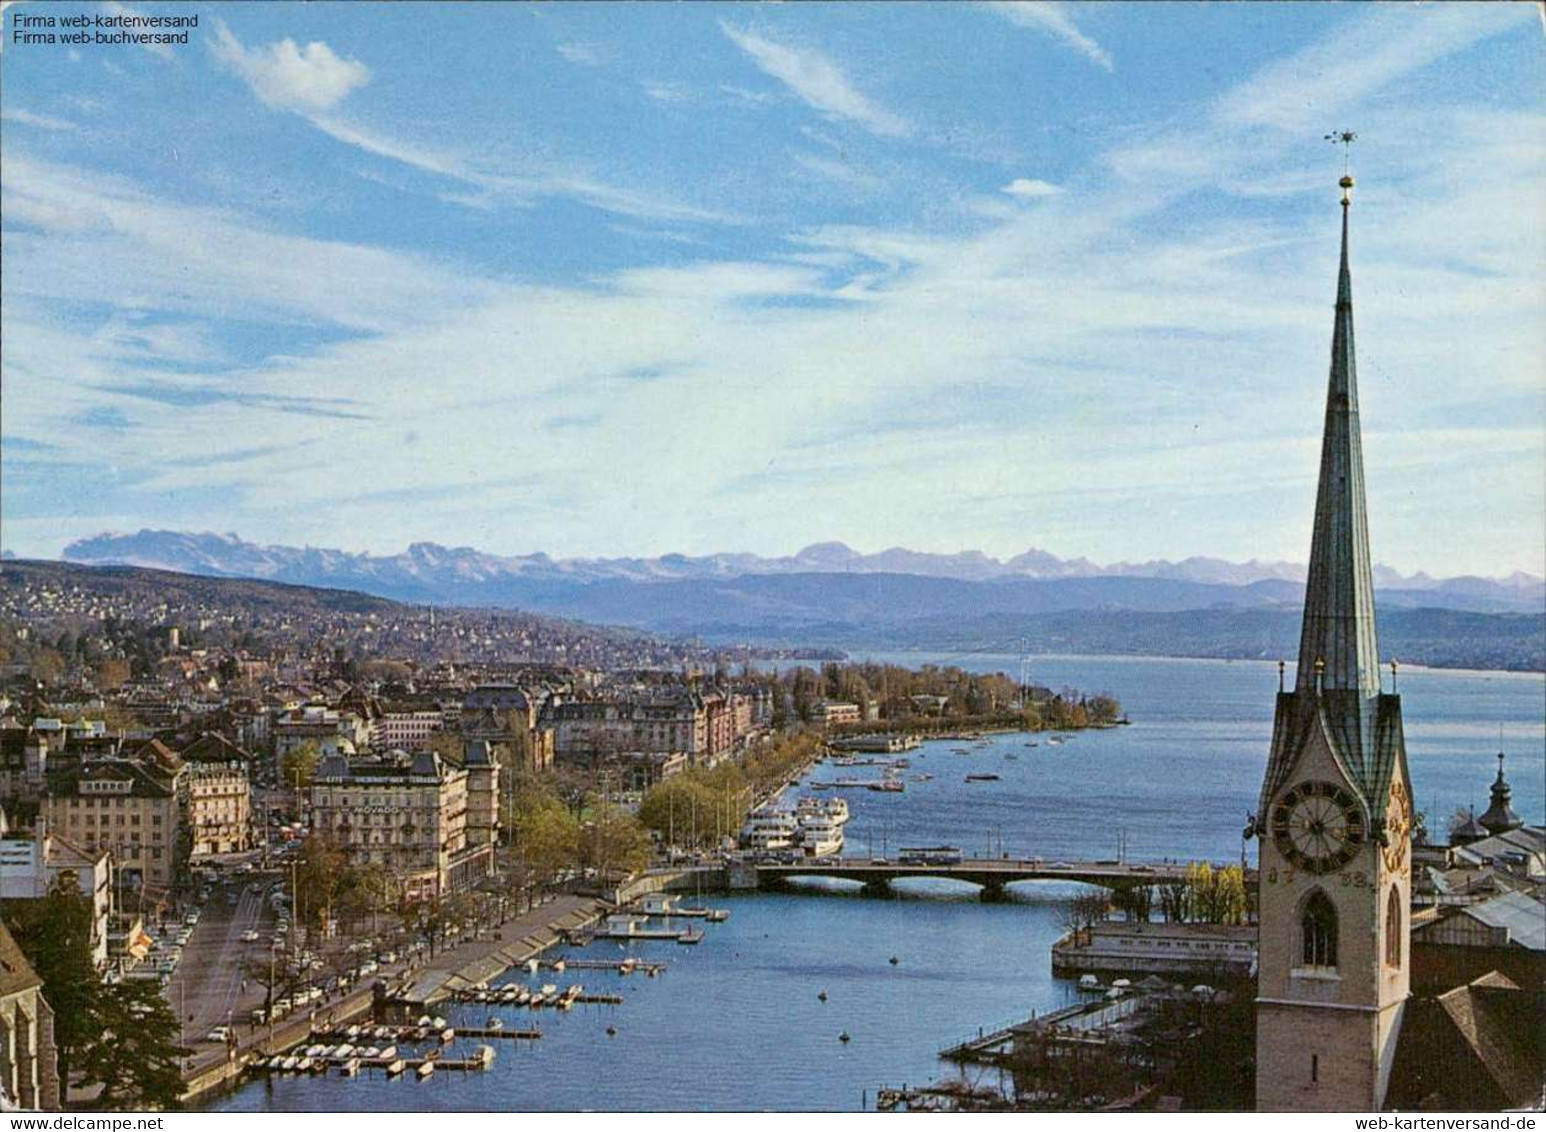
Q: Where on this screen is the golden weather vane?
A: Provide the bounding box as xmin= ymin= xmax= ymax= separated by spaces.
xmin=1325 ymin=130 xmax=1357 ymax=171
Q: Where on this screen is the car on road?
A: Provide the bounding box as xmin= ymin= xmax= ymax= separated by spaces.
xmin=205 ymin=1026 xmax=231 ymax=1043
xmin=242 ymin=930 xmax=261 ymax=943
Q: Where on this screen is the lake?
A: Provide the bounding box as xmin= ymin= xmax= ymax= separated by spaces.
xmin=207 ymin=655 xmax=1543 ymax=1111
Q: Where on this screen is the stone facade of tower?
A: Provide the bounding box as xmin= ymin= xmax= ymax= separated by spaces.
xmin=1254 ymin=177 xmax=1413 ymax=1113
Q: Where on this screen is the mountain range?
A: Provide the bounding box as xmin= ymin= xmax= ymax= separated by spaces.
xmin=17 ymin=530 xmax=1545 ymax=672
xmin=59 ymin=529 xmax=1544 ymax=604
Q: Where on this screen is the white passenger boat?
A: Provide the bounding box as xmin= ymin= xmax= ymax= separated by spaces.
xmin=797 ymin=796 xmax=849 ymax=825
xmin=796 ymin=813 xmax=844 ymax=857
xmin=739 ymin=810 xmax=799 ymax=851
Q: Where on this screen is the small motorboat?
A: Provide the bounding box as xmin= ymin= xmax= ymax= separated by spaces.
xmin=817 ymin=990 xmax=828 ymax=1002
xmin=889 ymin=956 xmax=900 ymax=966
xmin=487 ymin=1017 xmax=503 ymax=1031
xmin=838 ymin=1031 xmax=851 ymax=1044
xmin=965 ymin=773 xmax=1002 ymax=782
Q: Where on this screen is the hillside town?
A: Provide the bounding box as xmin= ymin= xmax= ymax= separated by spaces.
xmin=0 ymin=558 xmax=1129 ymax=1110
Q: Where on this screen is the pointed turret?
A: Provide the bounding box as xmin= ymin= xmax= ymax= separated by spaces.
xmin=1296 ymin=175 xmax=1381 ymax=700
xmin=1478 ymin=751 xmax=1523 ymax=835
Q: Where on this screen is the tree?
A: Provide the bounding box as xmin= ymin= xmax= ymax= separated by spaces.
xmin=293 ymin=836 xmax=350 ymax=932
xmin=242 ymin=948 xmax=305 ymax=1020
xmin=580 ymin=806 xmax=653 ymax=878
xmin=1059 ymin=891 xmax=1110 ymax=934
xmin=95 ymin=657 xmax=132 ymax=691
xmin=4 ymin=885 xmax=101 ymax=1089
xmin=280 ymin=741 xmax=322 ymax=792
xmin=1113 ymin=884 xmax=1154 ymax=923
xmin=1158 ymin=879 xmax=1190 ymax=923
xmin=336 ymin=863 xmax=396 ymax=935
xmin=1214 ymin=864 xmax=1250 ymax=925
xmin=518 ymin=803 xmax=581 ymax=885
xmin=75 ymin=980 xmax=190 ymax=1109
xmin=30 ymin=648 xmax=65 ymax=685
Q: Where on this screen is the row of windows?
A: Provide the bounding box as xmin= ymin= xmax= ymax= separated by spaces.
xmin=63 ymin=796 xmax=165 ymax=809
xmin=61 ymin=811 xmax=164 ymax=827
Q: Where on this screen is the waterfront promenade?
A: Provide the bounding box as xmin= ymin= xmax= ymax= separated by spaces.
xmin=178 ymin=892 xmax=604 ymax=1103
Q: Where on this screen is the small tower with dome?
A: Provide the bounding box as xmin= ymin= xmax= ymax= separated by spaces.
xmin=1477 ymin=751 xmax=1524 ymax=836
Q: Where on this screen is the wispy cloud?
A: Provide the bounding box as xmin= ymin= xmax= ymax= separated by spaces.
xmin=1214 ymin=3 xmax=1535 ymax=131
xmin=644 ymin=81 xmax=689 ymax=104
xmin=2 ymin=108 xmax=79 ymax=132
xmin=794 ymin=151 xmax=885 ymax=193
xmin=979 ymin=2 xmax=1114 ymax=71
xmin=209 ymin=25 xmax=729 ymax=225
xmin=720 ymin=23 xmax=911 ymax=138
xmin=1002 ymin=177 xmax=1063 ymax=198
xmin=556 ymin=42 xmax=600 ymax=66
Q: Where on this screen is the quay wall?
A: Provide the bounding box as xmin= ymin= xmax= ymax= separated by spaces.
xmin=611 ymin=866 xmax=757 ymax=904
xmin=1051 ymin=923 xmax=1257 ymax=978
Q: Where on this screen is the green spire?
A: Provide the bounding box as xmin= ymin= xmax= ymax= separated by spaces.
xmin=1296 ymin=176 xmax=1381 ymax=699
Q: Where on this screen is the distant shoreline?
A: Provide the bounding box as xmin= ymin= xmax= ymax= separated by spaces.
xmin=825 ymin=648 xmax=1546 ymax=679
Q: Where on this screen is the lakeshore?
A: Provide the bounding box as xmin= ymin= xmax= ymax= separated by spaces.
xmin=202 ymin=655 xmax=1544 ymax=1111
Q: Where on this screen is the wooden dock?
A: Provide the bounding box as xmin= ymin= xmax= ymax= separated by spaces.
xmin=448 ymin=1026 xmax=543 ymax=1040
xmin=250 ymin=1046 xmax=497 ymax=1078
xmin=447 ymin=983 xmax=622 ymax=1008
xmin=536 ymin=958 xmax=668 ymax=976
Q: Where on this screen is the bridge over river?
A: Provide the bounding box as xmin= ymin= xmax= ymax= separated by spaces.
xmin=631 ymin=858 xmax=1253 ymax=903
xmin=758 ymin=857 xmax=1248 ymax=899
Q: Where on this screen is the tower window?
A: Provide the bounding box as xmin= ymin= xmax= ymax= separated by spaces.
xmin=1301 ymin=891 xmax=1338 ymax=968
xmin=1385 ymin=885 xmax=1402 ymax=968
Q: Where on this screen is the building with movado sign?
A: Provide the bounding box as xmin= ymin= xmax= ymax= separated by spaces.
xmin=1249 ymin=169 xmax=1414 ymax=1112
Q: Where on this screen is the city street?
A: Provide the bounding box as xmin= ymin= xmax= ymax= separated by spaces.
xmin=164 ymin=880 xmax=272 ymax=1048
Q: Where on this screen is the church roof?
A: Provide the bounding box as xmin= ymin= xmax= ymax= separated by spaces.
xmin=0 ymin=920 xmax=43 ymax=1000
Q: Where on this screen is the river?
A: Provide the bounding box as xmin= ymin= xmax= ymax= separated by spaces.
xmin=207 ymin=655 xmax=1542 ymax=1112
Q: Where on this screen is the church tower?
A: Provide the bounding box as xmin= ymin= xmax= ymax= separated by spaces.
xmin=1252 ymin=165 xmax=1413 ymax=1112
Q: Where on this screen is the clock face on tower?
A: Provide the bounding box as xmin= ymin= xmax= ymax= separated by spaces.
xmin=1271 ymin=780 xmax=1367 ymax=874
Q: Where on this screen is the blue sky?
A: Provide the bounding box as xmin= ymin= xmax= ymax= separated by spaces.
xmin=2 ymin=1 xmax=1542 ymax=575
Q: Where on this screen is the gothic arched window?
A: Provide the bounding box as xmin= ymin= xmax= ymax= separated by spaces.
xmin=1301 ymin=891 xmax=1338 ymax=969
xmin=1385 ymin=886 xmax=1402 ymax=967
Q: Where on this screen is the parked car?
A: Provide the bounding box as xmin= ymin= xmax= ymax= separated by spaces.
xmin=205 ymin=1026 xmax=231 ymax=1043
xmin=241 ymin=930 xmax=261 ymax=943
